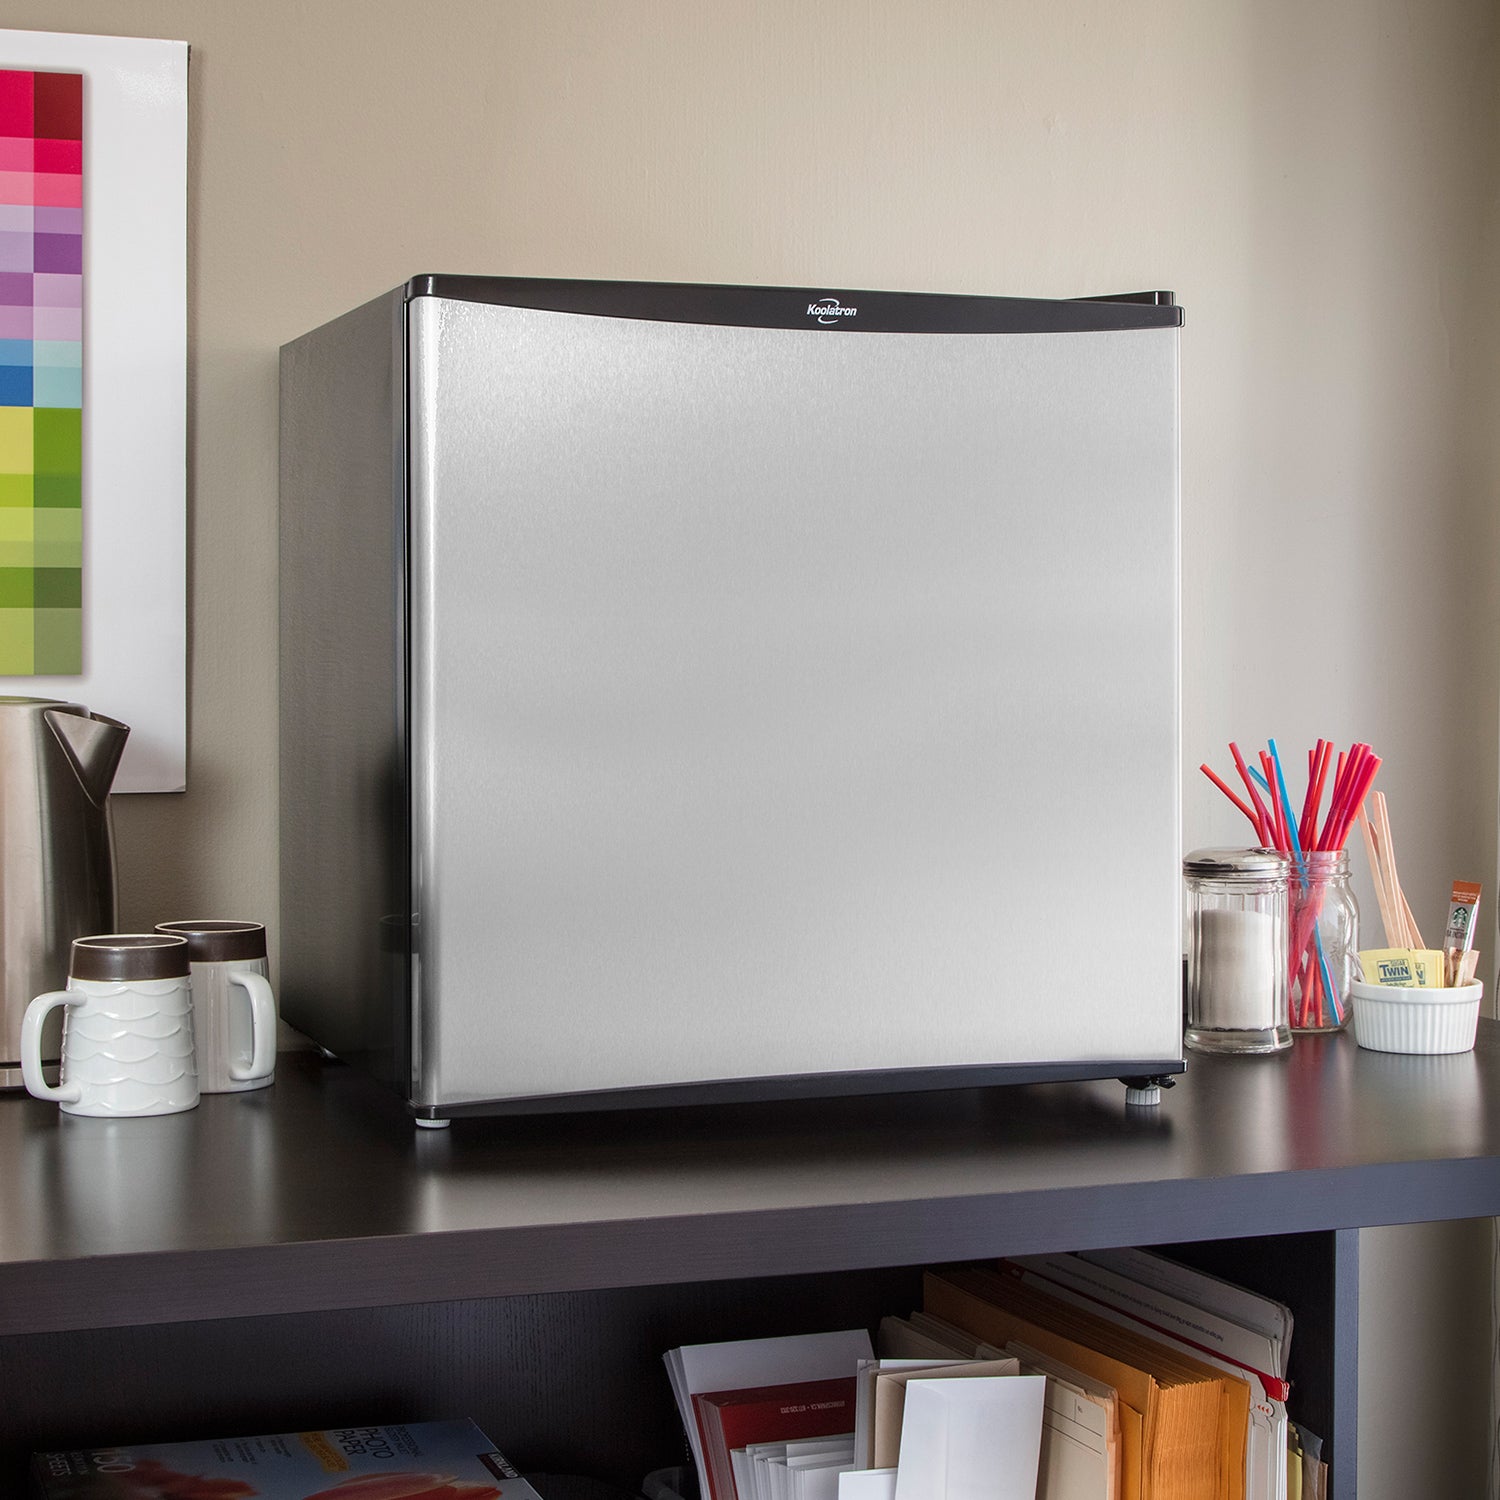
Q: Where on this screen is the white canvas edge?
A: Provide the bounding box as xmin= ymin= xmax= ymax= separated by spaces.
xmin=0 ymin=29 xmax=187 ymax=792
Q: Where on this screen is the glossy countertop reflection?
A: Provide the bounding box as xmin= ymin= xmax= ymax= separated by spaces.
xmin=1 ymin=1026 xmax=1497 ymax=1336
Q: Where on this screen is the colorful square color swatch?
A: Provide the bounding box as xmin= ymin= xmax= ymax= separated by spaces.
xmin=0 ymin=67 xmax=82 ymax=675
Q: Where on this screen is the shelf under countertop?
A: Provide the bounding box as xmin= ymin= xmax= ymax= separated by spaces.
xmin=1 ymin=1024 xmax=1497 ymax=1336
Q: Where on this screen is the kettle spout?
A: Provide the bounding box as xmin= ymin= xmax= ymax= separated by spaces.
xmin=44 ymin=707 xmax=130 ymax=806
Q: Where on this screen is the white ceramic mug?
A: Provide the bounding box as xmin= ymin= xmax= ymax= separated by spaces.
xmin=21 ymin=934 xmax=199 ymax=1117
xmin=155 ymin=920 xmax=276 ymax=1092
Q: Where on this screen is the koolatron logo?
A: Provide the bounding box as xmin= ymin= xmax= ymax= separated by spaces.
xmin=808 ymin=297 xmax=857 ymax=324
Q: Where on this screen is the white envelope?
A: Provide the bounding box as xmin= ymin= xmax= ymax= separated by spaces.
xmin=839 ymin=1470 xmax=897 ymax=1500
xmin=873 ymin=1359 xmax=1020 ymax=1470
xmin=855 ymin=1358 xmax=964 ymax=1469
xmin=891 ymin=1376 xmax=1046 ymax=1500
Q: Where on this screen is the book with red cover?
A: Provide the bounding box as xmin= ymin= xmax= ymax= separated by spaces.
xmin=692 ymin=1378 xmax=856 ymax=1500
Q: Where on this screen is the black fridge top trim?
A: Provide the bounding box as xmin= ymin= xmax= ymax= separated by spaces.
xmin=403 ymin=276 xmax=1184 ymax=334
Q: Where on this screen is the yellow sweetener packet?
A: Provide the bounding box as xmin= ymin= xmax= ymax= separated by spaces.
xmin=1361 ymin=948 xmax=1421 ymax=987
xmin=1410 ymin=949 xmax=1446 ymax=987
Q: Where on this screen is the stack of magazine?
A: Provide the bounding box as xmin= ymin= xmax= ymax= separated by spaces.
xmin=29 ymin=1420 xmax=533 ymax=1500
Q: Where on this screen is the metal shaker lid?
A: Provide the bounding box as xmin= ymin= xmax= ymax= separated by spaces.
xmin=1183 ymin=847 xmax=1291 ymax=877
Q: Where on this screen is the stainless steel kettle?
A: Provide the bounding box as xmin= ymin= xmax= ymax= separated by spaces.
xmin=0 ymin=696 xmax=129 ymax=1087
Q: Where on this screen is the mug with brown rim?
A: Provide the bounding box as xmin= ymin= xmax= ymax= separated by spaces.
xmin=22 ymin=934 xmax=198 ymax=1117
xmin=154 ymin=920 xmax=277 ymax=1093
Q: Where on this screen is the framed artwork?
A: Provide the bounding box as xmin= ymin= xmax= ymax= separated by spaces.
xmin=0 ymin=29 xmax=186 ymax=792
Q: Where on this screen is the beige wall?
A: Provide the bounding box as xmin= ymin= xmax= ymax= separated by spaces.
xmin=3 ymin=1 xmax=1496 ymax=1492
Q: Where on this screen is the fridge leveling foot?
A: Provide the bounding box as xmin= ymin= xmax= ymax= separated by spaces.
xmin=1119 ymin=1074 xmax=1177 ymax=1107
xmin=414 ymin=1115 xmax=452 ymax=1129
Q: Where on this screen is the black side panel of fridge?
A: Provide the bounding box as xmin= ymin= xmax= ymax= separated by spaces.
xmin=279 ymin=288 xmax=411 ymax=1095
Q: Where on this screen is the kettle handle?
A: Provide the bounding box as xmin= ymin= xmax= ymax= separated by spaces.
xmin=42 ymin=708 xmax=130 ymax=807
xmin=21 ymin=993 xmax=83 ymax=1104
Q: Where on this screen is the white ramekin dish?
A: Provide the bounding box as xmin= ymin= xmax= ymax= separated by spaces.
xmin=1349 ymin=979 xmax=1483 ymax=1054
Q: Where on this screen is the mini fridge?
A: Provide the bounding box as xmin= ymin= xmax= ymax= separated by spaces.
xmin=279 ymin=278 xmax=1183 ymax=1121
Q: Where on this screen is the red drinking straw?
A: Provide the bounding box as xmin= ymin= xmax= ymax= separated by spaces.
xmin=1318 ymin=744 xmax=1365 ymax=851
xmin=1307 ymin=948 xmax=1326 ymax=1027
xmin=1298 ymin=739 xmax=1328 ymax=848
xmin=1326 ymin=754 xmax=1381 ymax=852
xmin=1200 ymin=764 xmax=1261 ymax=833
xmin=1320 ymin=744 xmax=1364 ymax=849
xmin=1307 ymin=740 xmax=1333 ymax=847
xmin=1229 ymin=741 xmax=1275 ymax=846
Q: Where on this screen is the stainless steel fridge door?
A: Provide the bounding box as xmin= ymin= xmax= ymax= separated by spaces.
xmin=407 ymin=296 xmax=1180 ymax=1106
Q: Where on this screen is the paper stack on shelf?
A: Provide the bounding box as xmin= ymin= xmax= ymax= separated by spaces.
xmin=854 ymin=1325 xmax=1046 ymax=1500
xmin=855 ymin=1359 xmax=966 ymax=1470
xmin=694 ymin=1379 xmax=856 ymax=1500
xmin=1286 ymin=1422 xmax=1328 ymax=1499
xmin=873 ymin=1310 xmax=1118 ymax=1500
xmin=865 ymin=1359 xmax=1022 ymax=1471
xmin=1006 ymin=1341 xmax=1121 ymax=1500
xmin=664 ymin=1328 xmax=873 ymax=1500
xmin=669 ymin=1323 xmax=1047 ymax=1500
xmin=741 ymin=1436 xmax=856 ymax=1500
xmin=923 ymin=1264 xmax=1251 ymax=1500
xmin=875 ymin=1315 xmax=1007 ymax=1362
xmin=889 ymin=1374 xmax=1047 ymax=1500
xmin=1015 ymin=1248 xmax=1293 ymax=1500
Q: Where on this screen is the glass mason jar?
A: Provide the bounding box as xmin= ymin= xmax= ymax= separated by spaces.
xmin=1183 ymin=848 xmax=1292 ymax=1054
xmin=1287 ymin=849 xmax=1359 ymax=1033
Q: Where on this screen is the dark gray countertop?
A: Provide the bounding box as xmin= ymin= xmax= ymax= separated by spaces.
xmin=2 ymin=1025 xmax=1497 ymax=1336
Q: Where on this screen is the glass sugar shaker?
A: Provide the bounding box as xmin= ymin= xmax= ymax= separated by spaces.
xmin=1183 ymin=848 xmax=1293 ymax=1054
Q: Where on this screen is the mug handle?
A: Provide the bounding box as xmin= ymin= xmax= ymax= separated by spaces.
xmin=21 ymin=992 xmax=83 ymax=1104
xmin=227 ymin=971 xmax=277 ymax=1082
